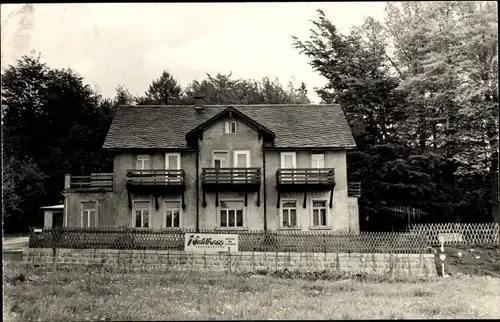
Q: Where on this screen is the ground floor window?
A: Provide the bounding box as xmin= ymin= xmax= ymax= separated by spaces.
xmin=134 ymin=201 xmax=150 ymax=228
xmin=220 ymin=201 xmax=244 ymax=228
xmin=164 ymin=201 xmax=181 ymax=228
xmin=81 ymin=202 xmax=97 ymax=228
xmin=281 ymin=200 xmax=297 ymax=228
xmin=312 ymin=200 xmax=328 ymax=227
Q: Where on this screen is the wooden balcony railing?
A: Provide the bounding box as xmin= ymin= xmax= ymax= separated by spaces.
xmin=202 ymin=168 xmax=261 ymax=186
xmin=348 ymin=182 xmax=361 ymax=197
xmin=126 ymin=170 xmax=185 ymax=186
xmin=68 ymin=173 xmax=113 ymax=191
xmin=276 ymin=168 xmax=335 ymax=187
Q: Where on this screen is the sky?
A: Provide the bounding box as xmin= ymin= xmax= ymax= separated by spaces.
xmin=1 ymin=2 xmax=386 ymax=103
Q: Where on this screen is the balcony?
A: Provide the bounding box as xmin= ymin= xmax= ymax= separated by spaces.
xmin=276 ymin=168 xmax=335 ymax=192
xmin=66 ymin=173 xmax=113 ymax=192
xmin=202 ymin=168 xmax=261 ymax=192
xmin=348 ymin=182 xmax=361 ymax=197
xmin=126 ymin=170 xmax=186 ymax=194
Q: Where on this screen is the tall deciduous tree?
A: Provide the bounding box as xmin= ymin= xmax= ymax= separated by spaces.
xmin=2 ymin=52 xmax=114 ymax=231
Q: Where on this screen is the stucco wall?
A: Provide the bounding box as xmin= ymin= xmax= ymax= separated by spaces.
xmin=198 ymin=117 xmax=264 ymax=230
xmin=65 ymin=192 xmax=118 ymax=227
xmin=44 ymin=211 xmax=53 ymax=228
xmin=65 ymin=115 xmax=357 ymax=232
xmin=264 ymin=150 xmax=351 ymax=232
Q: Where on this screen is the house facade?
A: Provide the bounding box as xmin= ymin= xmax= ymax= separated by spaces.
xmin=63 ymin=104 xmax=361 ymax=232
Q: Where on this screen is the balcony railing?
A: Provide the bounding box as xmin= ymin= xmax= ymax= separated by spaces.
xmin=348 ymin=182 xmax=361 ymax=197
xmin=126 ymin=170 xmax=185 ymax=186
xmin=277 ymin=168 xmax=335 ymax=188
xmin=202 ymin=168 xmax=261 ymax=191
xmin=68 ymin=173 xmax=113 ymax=192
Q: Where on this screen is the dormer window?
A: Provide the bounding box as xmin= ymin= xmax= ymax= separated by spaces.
xmin=225 ymin=121 xmax=237 ymax=134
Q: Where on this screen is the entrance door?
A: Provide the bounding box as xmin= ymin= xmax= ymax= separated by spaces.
xmin=234 ymin=151 xmax=250 ymax=182
xmin=52 ymin=211 xmax=64 ymax=228
xmin=280 ymin=152 xmax=296 ymax=182
xmin=165 ymin=153 xmax=181 ymax=182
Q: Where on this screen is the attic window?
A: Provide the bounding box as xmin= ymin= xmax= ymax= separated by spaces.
xmin=225 ymin=121 xmax=237 ymax=134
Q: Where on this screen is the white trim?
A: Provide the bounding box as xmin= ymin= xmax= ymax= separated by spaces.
xmin=280 ymin=152 xmax=296 ymax=168
xmin=233 ymin=150 xmax=250 ymax=168
xmin=217 ymin=199 xmax=246 ymax=228
xmin=225 ymin=120 xmax=237 ymax=134
xmin=310 ymin=199 xmax=328 ymax=228
xmin=132 ymin=199 xmax=152 ymax=228
xmin=165 ymin=153 xmax=181 ymax=169
xmin=136 ymin=154 xmax=150 ymax=170
xmin=212 ymin=150 xmax=230 ymax=168
xmin=163 ymin=199 xmax=182 ymax=228
xmin=311 ymin=153 xmax=325 ymax=169
xmin=280 ymin=199 xmax=299 ymax=228
xmin=80 ymin=201 xmax=97 ymax=228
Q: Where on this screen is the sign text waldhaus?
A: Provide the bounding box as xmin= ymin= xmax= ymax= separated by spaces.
xmin=184 ymin=233 xmax=239 ymax=253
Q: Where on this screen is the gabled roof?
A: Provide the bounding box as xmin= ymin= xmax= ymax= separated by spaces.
xmin=102 ymin=104 xmax=356 ymax=150
xmin=185 ymin=106 xmax=275 ymax=141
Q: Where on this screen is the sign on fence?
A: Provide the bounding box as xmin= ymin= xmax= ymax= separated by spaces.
xmin=438 ymin=233 xmax=464 ymax=243
xmin=184 ymin=233 xmax=238 ymax=253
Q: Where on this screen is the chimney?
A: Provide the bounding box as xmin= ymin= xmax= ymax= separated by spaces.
xmin=194 ymin=96 xmax=204 ymax=109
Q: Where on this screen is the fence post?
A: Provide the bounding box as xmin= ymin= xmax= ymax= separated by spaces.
xmin=389 ymin=252 xmax=394 ymax=281
xmin=228 ymin=247 xmax=231 ymax=274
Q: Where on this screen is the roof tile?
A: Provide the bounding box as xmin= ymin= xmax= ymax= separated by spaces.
xmin=102 ymin=104 xmax=356 ymax=149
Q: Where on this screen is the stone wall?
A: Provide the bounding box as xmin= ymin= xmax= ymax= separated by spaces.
xmin=23 ymin=248 xmax=437 ymax=278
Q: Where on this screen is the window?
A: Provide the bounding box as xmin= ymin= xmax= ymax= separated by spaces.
xmin=134 ymin=201 xmax=150 ymax=228
xmin=213 ymin=151 xmax=229 ymax=169
xmin=280 ymin=152 xmax=297 ymax=182
xmin=281 ymin=200 xmax=297 ymax=228
xmin=312 ymin=200 xmax=328 ymax=227
xmin=225 ymin=121 xmax=237 ymax=134
xmin=311 ymin=153 xmax=325 ymax=169
xmin=234 ymin=150 xmax=250 ymax=168
xmin=136 ymin=155 xmax=150 ymax=170
xmin=220 ymin=201 xmax=244 ymax=228
xmin=280 ymin=152 xmax=296 ymax=169
xmin=81 ymin=202 xmax=97 ymax=228
xmin=164 ymin=201 xmax=181 ymax=228
xmin=165 ymin=153 xmax=181 ymax=182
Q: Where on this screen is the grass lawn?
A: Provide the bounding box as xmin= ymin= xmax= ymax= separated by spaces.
xmin=3 ymin=262 xmax=500 ymax=321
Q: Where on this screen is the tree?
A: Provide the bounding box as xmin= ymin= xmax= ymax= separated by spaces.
xmin=183 ymin=72 xmax=311 ymax=104
xmin=136 ymin=70 xmax=182 ymax=105
xmin=2 ymin=52 xmax=114 ymax=231
xmin=113 ymin=84 xmax=135 ymax=105
xmin=292 ymin=10 xmax=436 ymax=229
xmin=293 ymin=3 xmax=498 ymax=226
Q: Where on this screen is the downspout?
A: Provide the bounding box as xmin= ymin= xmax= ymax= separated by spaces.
xmin=263 ymin=148 xmax=267 ymax=231
xmin=196 ymin=149 xmax=200 ymax=232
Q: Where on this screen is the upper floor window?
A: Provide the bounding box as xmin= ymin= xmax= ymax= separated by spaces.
xmin=280 ymin=152 xmax=296 ymax=169
xmin=81 ymin=202 xmax=97 ymax=228
xmin=213 ymin=151 xmax=229 ymax=168
xmin=136 ymin=155 xmax=150 ymax=170
xmin=225 ymin=121 xmax=237 ymax=134
xmin=311 ymin=153 xmax=325 ymax=168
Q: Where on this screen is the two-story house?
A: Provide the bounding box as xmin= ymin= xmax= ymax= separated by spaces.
xmin=62 ymin=103 xmax=361 ymax=232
